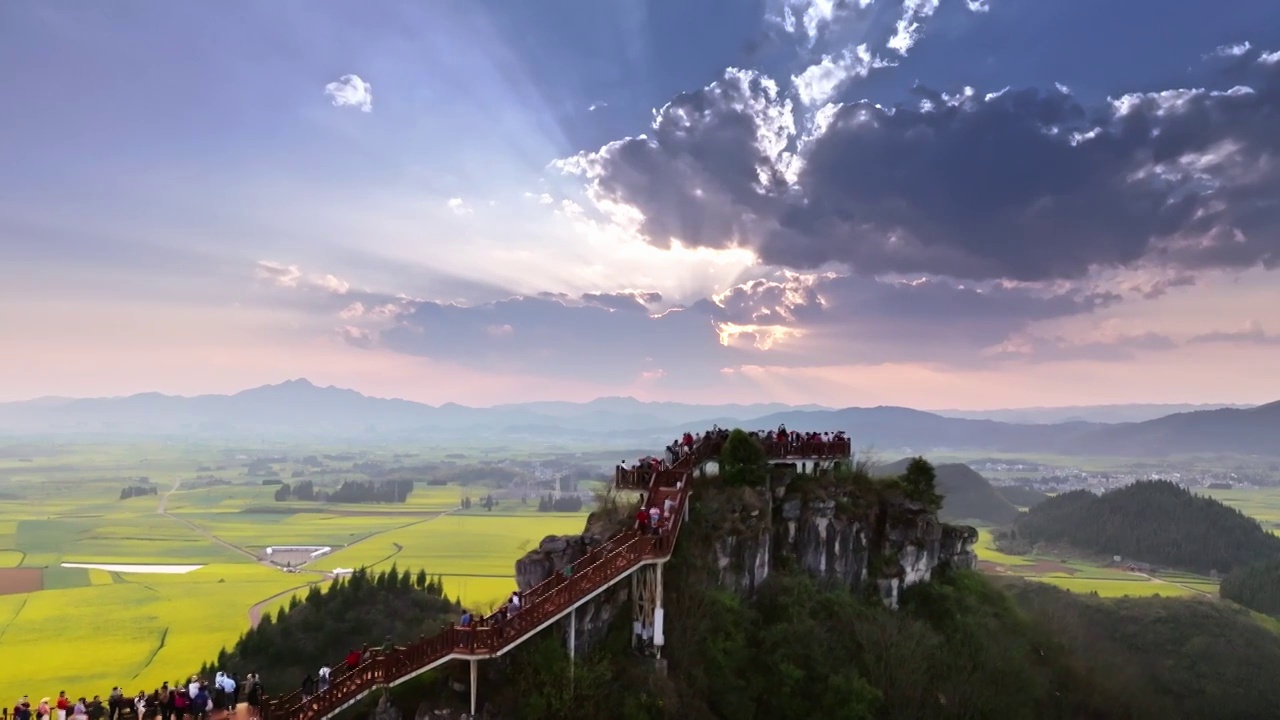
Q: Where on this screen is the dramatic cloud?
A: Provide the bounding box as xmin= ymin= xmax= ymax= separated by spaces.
xmin=793 ymin=44 xmax=896 ymax=107
xmin=324 ymin=74 xmax=373 ymax=112
xmin=562 ymin=58 xmax=1280 ymax=285
xmin=255 ymin=256 xmax=1124 ymax=380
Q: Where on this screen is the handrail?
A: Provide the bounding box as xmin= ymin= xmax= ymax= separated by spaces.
xmin=265 ymin=443 xmax=708 ymax=720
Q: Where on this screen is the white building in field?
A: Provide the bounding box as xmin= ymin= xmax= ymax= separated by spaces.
xmin=261 ymin=545 xmax=332 ymax=567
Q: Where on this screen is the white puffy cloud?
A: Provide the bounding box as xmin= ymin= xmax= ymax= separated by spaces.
xmin=324 ymin=74 xmax=373 ymax=112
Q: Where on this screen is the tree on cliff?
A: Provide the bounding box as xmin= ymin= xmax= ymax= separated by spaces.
xmin=900 ymin=457 xmax=943 ymax=509
xmin=720 ymin=429 xmax=767 ymax=487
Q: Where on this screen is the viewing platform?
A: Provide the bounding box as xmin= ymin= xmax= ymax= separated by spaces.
xmin=615 ymin=433 xmax=852 ymax=490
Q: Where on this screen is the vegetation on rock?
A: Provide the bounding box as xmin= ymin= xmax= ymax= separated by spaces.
xmin=718 ymin=429 xmax=768 ymax=487
xmin=875 ymin=458 xmax=1018 ymax=524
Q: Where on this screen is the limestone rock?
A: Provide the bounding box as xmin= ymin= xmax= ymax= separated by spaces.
xmin=713 ymin=485 xmax=979 ymax=609
xmin=514 ymin=534 xmax=591 ymax=592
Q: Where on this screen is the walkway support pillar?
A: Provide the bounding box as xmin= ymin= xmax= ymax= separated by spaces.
xmin=469 ymin=659 xmax=478 ymax=716
xmin=654 ymin=561 xmax=666 ymax=657
xmin=569 ymin=606 xmax=577 ymax=693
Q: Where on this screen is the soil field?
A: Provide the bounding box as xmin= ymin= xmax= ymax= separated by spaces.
xmin=0 ymin=568 xmax=43 ymax=595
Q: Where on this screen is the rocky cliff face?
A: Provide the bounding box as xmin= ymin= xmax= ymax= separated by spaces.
xmin=714 ymin=476 xmax=978 ymax=609
xmin=511 ymin=473 xmax=979 ymax=664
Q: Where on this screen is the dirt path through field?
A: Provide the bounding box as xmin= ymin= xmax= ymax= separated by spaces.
xmin=247 ymin=582 xmax=316 ymax=627
xmin=159 ymin=480 xmax=271 ymax=565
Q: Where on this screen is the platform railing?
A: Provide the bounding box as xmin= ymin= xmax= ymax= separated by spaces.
xmin=617 ymin=437 xmax=851 ymax=489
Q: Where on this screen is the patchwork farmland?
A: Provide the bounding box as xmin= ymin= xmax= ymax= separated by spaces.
xmin=0 ymin=440 xmax=597 ymax=703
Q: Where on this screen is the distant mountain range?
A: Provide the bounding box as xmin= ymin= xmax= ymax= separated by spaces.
xmin=931 ymin=403 xmax=1255 ymax=424
xmin=1 ymin=379 xmax=1277 ymax=458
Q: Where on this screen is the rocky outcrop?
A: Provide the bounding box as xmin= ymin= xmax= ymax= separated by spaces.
xmin=513 ymin=522 xmax=627 ymax=658
xmin=714 ymin=480 xmax=978 ymax=609
xmin=514 ymin=534 xmax=595 ymax=593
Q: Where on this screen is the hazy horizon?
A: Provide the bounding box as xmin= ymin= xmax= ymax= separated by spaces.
xmin=4 ymin=2 xmax=1279 ymax=409
xmin=0 ymin=376 xmax=1264 ymax=415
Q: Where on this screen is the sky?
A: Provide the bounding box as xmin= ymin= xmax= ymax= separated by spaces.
xmin=2 ymin=0 xmax=1280 ymax=409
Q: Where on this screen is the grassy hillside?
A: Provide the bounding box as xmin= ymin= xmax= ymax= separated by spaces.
xmin=875 ymin=458 xmax=1020 ymax=525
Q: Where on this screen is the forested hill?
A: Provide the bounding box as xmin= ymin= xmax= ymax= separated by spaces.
xmin=1001 ymin=480 xmax=1280 ymax=575
xmin=197 ymin=565 xmax=460 ymax=689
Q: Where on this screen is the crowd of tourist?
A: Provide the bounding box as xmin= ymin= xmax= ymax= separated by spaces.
xmin=9 ymin=674 xmax=265 ymax=720
xmin=619 ymin=425 xmax=850 ymax=482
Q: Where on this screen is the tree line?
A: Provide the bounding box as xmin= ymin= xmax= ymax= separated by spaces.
xmin=273 ymin=479 xmax=415 ymax=504
xmin=120 ymin=485 xmax=159 ymax=500
xmin=537 ymin=494 xmax=584 ymax=512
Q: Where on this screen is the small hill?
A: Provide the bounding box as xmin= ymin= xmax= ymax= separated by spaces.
xmin=996 ymin=485 xmax=1050 ymax=509
xmin=875 ymin=458 xmax=1021 ymax=525
xmin=1003 ymin=480 xmax=1280 ymax=575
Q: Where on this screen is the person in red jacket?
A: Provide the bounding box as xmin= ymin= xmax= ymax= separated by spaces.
xmin=344 ymin=647 xmax=361 ymax=670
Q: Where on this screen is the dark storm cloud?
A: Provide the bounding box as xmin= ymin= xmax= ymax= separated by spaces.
xmin=562 ymin=57 xmax=1280 ymax=283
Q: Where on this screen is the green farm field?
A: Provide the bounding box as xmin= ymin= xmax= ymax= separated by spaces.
xmin=1203 ymin=487 xmax=1280 ymax=533
xmin=0 ymin=440 xmax=596 ymax=704
xmin=974 ymin=528 xmax=1219 ymax=599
